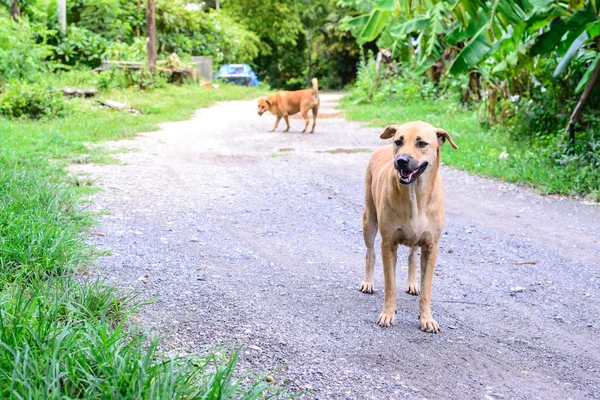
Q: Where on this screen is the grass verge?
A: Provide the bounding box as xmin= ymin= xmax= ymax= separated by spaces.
xmin=340 ymin=97 xmax=600 ymax=200
xmin=0 ymin=79 xmax=295 ymax=398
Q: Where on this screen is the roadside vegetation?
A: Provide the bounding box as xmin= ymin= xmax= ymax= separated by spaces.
xmin=340 ymin=0 xmax=600 ymax=200
xmin=0 ymin=77 xmax=288 ymax=397
xmin=0 ymin=0 xmax=295 ymax=396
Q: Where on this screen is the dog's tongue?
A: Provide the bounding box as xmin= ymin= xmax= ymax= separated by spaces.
xmin=401 ymin=169 xmax=413 ymax=178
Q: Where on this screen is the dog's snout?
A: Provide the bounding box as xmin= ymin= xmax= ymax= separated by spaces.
xmin=258 ymin=111 xmax=262 ymax=116
xmin=395 ymin=156 xmax=410 ymax=170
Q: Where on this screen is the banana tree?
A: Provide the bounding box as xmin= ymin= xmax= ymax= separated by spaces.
xmin=530 ymin=0 xmax=600 ymax=142
xmin=344 ymin=0 xmax=534 ymax=74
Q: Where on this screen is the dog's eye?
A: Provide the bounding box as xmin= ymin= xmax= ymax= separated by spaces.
xmin=417 ymin=141 xmax=429 ymax=149
xmin=394 ymin=139 xmax=403 ymax=147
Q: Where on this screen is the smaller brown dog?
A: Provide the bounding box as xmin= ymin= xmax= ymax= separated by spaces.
xmin=257 ymin=78 xmax=319 ymax=133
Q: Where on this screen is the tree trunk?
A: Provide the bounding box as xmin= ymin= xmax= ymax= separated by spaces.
xmin=306 ymin=30 xmax=312 ymax=88
xmin=57 ymin=0 xmax=67 ymax=34
xmin=10 ymin=0 xmax=20 ymax=20
xmin=146 ymin=0 xmax=157 ymax=74
xmin=136 ymin=0 xmax=141 ymax=38
xmin=567 ymin=58 xmax=600 ymax=144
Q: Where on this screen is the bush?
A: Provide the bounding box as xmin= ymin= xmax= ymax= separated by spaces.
xmin=52 ymin=26 xmax=107 ymax=68
xmin=103 ymin=37 xmax=147 ymax=62
xmin=156 ymin=1 xmax=260 ymax=65
xmin=68 ymin=0 xmax=132 ymax=41
xmin=346 ymin=55 xmax=464 ymax=105
xmin=0 ymin=82 xmax=68 ymax=119
xmin=97 ymin=68 xmax=168 ymax=91
xmin=0 ymin=15 xmax=53 ymax=83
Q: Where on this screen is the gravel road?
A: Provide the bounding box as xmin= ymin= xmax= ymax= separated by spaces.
xmin=77 ymin=93 xmax=600 ymax=399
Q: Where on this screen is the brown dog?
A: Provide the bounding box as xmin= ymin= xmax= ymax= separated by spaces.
xmin=360 ymin=121 xmax=457 ymax=333
xmin=257 ymin=78 xmax=319 ymax=133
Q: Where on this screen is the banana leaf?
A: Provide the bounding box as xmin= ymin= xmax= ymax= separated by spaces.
xmin=575 ymin=52 xmax=600 ymax=93
xmin=553 ymin=30 xmax=589 ymax=77
xmin=449 ymin=22 xmax=491 ymax=74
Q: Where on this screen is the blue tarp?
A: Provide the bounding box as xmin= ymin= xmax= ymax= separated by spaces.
xmin=216 ymin=64 xmax=260 ymax=87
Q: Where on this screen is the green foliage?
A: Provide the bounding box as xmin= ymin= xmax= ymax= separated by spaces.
xmin=156 ymin=2 xmax=260 ymax=66
xmin=52 ymin=26 xmax=108 ymax=68
xmin=0 ymin=81 xmax=67 ymax=119
xmin=343 ymin=0 xmax=600 ymax=103
xmin=345 ymin=56 xmax=385 ymax=104
xmin=97 ymin=67 xmax=168 ymax=91
xmin=347 ymin=54 xmax=468 ymax=104
xmin=0 ymin=15 xmax=53 ymax=82
xmin=0 ymin=278 xmax=291 ymax=398
xmin=67 ymin=0 xmax=132 ymax=41
xmin=226 ymin=0 xmax=359 ymax=89
xmin=103 ymin=37 xmax=147 ymax=62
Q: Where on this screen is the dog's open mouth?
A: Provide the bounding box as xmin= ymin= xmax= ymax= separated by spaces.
xmin=397 ymin=162 xmax=428 ymax=185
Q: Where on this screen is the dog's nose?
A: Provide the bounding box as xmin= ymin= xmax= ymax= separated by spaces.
xmin=395 ymin=156 xmax=410 ymax=169
xmin=258 ymin=112 xmax=262 ymax=116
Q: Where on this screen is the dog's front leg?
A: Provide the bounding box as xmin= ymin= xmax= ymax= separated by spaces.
xmin=405 ymin=247 xmax=420 ymax=295
xmin=269 ymin=116 xmax=281 ymax=132
xmin=378 ymin=240 xmax=398 ymax=327
xmin=419 ymin=243 xmax=440 ymax=333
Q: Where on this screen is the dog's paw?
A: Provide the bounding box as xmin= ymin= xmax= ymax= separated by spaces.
xmin=405 ymin=282 xmax=420 ymax=296
xmin=359 ymin=281 xmax=374 ymax=294
xmin=419 ymin=317 xmax=440 ymax=333
xmin=377 ymin=311 xmax=396 ymax=327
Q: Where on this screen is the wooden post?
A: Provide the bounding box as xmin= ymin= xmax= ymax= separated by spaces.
xmin=136 ymin=0 xmax=141 ymax=38
xmin=146 ymin=0 xmax=157 ymax=74
xmin=57 ymin=0 xmax=66 ymax=34
xmin=306 ymin=30 xmax=312 ymax=88
xmin=10 ymin=0 xmax=20 ymax=20
xmin=566 ymin=59 xmax=600 ymax=145
xmin=216 ymin=0 xmax=220 ymax=10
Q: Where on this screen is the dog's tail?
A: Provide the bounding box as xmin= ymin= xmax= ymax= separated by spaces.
xmin=311 ymin=78 xmax=319 ymax=100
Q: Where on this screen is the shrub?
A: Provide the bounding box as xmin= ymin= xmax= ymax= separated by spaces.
xmin=52 ymin=26 xmax=107 ymax=68
xmin=67 ymin=0 xmax=132 ymax=41
xmin=97 ymin=68 xmax=167 ymax=91
xmin=103 ymin=37 xmax=147 ymax=62
xmin=156 ymin=1 xmax=260 ymax=65
xmin=0 ymin=15 xmax=53 ymax=83
xmin=344 ymin=56 xmax=384 ymax=104
xmin=0 ymin=82 xmax=67 ymax=119
xmin=346 ymin=55 xmax=458 ymax=105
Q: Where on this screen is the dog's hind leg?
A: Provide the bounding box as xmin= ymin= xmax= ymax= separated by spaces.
xmin=283 ymin=114 xmax=290 ymax=132
xmin=301 ymin=110 xmax=310 ymax=133
xmin=360 ymin=169 xmax=377 ymax=294
xmin=310 ymin=105 xmax=318 ymax=133
xmin=269 ymin=116 xmax=281 ymax=132
xmin=405 ymin=247 xmax=420 ymax=295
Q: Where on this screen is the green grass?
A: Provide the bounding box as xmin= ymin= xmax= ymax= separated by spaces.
xmin=0 ymin=79 xmax=296 ymax=398
xmin=340 ymin=97 xmax=600 ymax=200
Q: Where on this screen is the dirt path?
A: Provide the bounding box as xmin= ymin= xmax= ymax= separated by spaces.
xmin=77 ymin=94 xmax=600 ymax=399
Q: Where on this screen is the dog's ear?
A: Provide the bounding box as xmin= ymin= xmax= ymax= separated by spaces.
xmin=380 ymin=126 xmax=397 ymax=140
xmin=265 ymin=99 xmax=271 ymax=106
xmin=435 ymin=128 xmax=458 ymax=150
